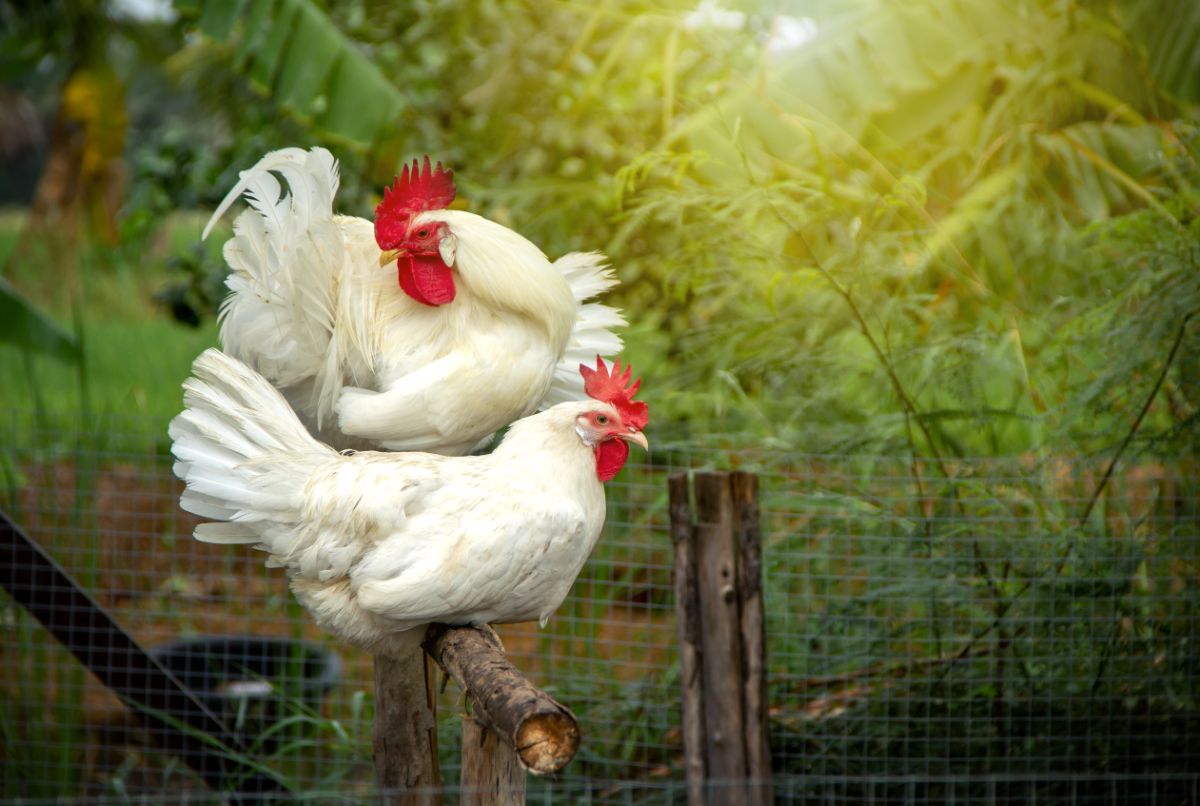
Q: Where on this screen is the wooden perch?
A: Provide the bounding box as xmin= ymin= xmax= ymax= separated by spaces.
xmin=424 ymin=624 xmax=580 ymax=775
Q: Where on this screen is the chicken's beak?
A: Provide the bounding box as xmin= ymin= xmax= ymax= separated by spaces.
xmin=378 ymin=248 xmax=404 ymax=267
xmin=622 ymin=430 xmax=649 ymax=451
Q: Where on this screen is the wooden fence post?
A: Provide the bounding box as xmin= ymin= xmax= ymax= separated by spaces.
xmin=374 ymin=650 xmax=442 ymax=806
xmin=732 ymin=471 xmax=772 ymax=806
xmin=670 ymin=473 xmax=706 ymax=806
xmin=460 ymin=719 xmax=525 ymax=806
xmin=669 ymin=471 xmax=772 ymax=806
xmin=694 ymin=472 xmax=746 ymax=803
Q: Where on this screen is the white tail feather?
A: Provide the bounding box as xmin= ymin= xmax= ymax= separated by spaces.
xmin=202 ymin=148 xmax=338 ymax=240
xmin=206 ymin=147 xmax=346 ymax=425
xmin=543 ymin=252 xmax=626 ymax=407
xmin=194 ymin=522 xmax=258 ymax=545
xmin=170 ymin=349 xmax=335 ymax=547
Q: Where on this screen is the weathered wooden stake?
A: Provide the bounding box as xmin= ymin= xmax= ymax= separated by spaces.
xmin=669 ymin=473 xmax=706 ymax=806
xmin=732 ymin=471 xmax=772 ymax=806
xmin=669 ymin=471 xmax=772 ymax=806
xmin=460 ymin=719 xmax=525 ymax=805
xmin=374 ymin=649 xmax=442 ymax=806
xmin=694 ymin=472 xmax=747 ymax=802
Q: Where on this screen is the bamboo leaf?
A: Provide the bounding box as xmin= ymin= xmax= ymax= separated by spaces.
xmin=318 ymin=52 xmax=405 ymax=145
xmin=1119 ymin=0 xmax=1200 ymax=103
xmin=0 ymin=277 xmax=79 ymax=363
xmin=273 ymin=0 xmax=341 ymax=115
xmin=1057 ymin=127 xmax=1179 ymax=227
xmin=234 ymin=0 xmax=276 ymax=73
xmin=246 ymin=0 xmax=294 ymax=90
xmin=1036 ymin=122 xmax=1173 ymax=223
xmin=925 ymin=164 xmax=1023 ymax=263
xmin=197 ymin=0 xmax=406 ymax=145
xmin=198 ymin=0 xmax=246 ymax=40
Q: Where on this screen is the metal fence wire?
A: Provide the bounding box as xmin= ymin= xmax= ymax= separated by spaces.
xmin=1 ymin=412 xmax=1198 ymax=804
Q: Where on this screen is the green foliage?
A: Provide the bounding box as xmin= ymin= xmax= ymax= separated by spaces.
xmin=0 ymin=277 xmax=78 ymax=363
xmin=0 ymin=0 xmax=106 ymax=79
xmin=1118 ymin=0 xmax=1200 ymax=104
xmin=0 ymin=2 xmax=1196 ymax=798
xmin=180 ymin=0 xmax=755 ymax=239
xmin=612 ymin=0 xmax=1199 ymax=455
xmin=4 ymin=0 xmax=1195 ymax=459
xmin=0 ymin=210 xmax=220 ymax=431
xmin=184 ymin=0 xmax=407 ymax=145
xmin=145 ymin=0 xmax=1195 ymax=461
xmin=1050 ymin=140 xmax=1200 ymax=456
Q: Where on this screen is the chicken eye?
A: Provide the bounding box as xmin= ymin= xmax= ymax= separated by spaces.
xmin=415 ymin=228 xmax=431 ymax=239
xmin=596 ymin=414 xmax=609 ymax=425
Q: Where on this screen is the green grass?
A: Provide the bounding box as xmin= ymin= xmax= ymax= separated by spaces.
xmin=0 ymin=320 xmax=217 ymax=421
xmin=0 ymin=208 xmax=221 ymax=439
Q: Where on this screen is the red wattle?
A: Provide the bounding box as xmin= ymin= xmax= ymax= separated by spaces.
xmin=397 ymin=253 xmax=456 ymax=306
xmin=594 ymin=439 xmax=629 ymax=482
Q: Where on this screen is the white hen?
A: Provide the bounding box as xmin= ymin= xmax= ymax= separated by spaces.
xmin=169 ymin=349 xmax=648 ymax=657
xmin=203 ymin=148 xmax=625 ymax=454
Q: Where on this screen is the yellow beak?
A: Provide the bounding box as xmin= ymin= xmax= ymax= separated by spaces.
xmin=622 ymin=430 xmax=649 ymax=451
xmin=378 ymin=248 xmax=403 ymax=267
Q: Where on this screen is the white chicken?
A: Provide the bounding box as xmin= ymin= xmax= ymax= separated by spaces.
xmin=169 ymin=349 xmax=648 ymax=657
xmin=203 ymin=148 xmax=624 ymax=454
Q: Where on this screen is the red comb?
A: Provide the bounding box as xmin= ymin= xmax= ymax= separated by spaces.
xmin=374 ymin=156 xmax=456 ymax=248
xmin=580 ymin=356 xmax=648 ymax=431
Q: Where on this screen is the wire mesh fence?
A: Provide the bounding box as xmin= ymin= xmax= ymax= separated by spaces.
xmin=1 ymin=410 xmax=1198 ymax=804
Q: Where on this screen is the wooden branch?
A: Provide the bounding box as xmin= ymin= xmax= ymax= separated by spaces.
xmin=668 ymin=472 xmax=706 ymax=806
xmin=374 ymin=650 xmax=442 ymax=806
xmin=424 ymin=624 xmax=579 ymax=775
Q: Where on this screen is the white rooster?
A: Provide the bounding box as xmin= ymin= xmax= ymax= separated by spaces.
xmin=169 ymin=349 xmax=648 ymax=656
xmin=203 ymin=148 xmax=624 ymax=454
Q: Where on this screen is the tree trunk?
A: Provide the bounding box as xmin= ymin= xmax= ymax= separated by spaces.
xmin=10 ymin=64 xmax=127 ymax=279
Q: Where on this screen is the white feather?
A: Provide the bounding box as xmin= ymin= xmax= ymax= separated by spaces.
xmin=541 ymin=252 xmax=626 ymax=407
xmin=207 ymin=147 xmax=346 ymax=428
xmin=195 ymin=522 xmax=259 ymax=544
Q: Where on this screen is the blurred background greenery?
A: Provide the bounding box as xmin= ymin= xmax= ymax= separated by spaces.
xmin=2 ymin=3 xmax=1200 ymax=802
xmin=2 ymin=0 xmax=1198 ymax=460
